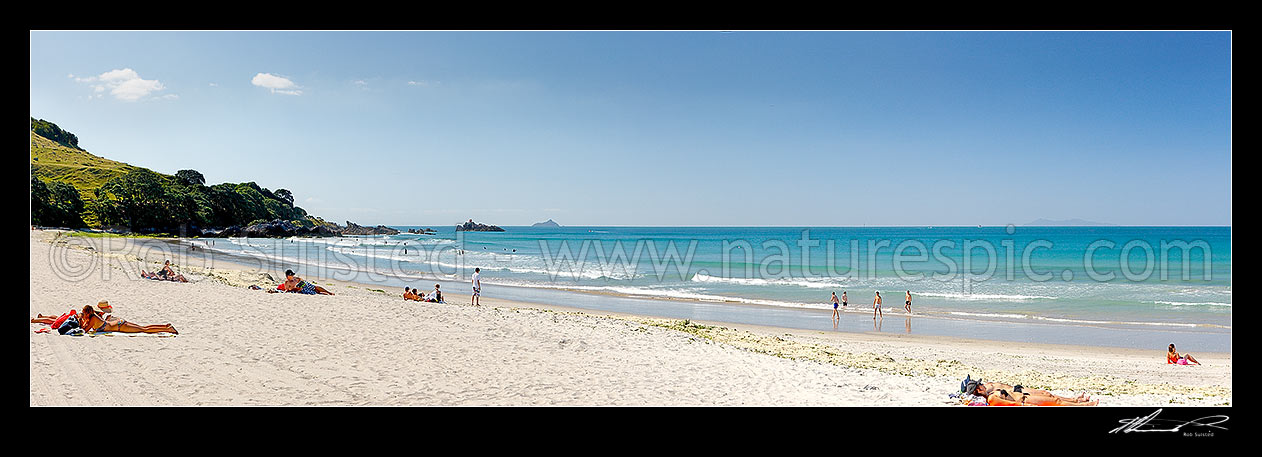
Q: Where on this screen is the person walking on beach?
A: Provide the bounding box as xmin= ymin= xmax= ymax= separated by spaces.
xmin=831 ymin=292 xmax=841 ymax=323
xmin=905 ymin=290 xmax=913 ymax=314
xmin=873 ymin=291 xmax=883 ymax=319
xmin=471 ymin=267 xmax=482 ymax=306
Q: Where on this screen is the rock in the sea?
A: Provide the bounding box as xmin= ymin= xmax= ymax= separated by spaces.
xmin=341 ymin=221 xmax=400 ymax=236
xmin=240 ymin=219 xmax=303 ymax=237
xmin=198 ymin=220 xmax=396 ymax=238
xmin=455 ymin=219 xmax=505 ymax=232
xmin=531 ymin=219 xmax=561 ymax=228
xmin=199 ymin=226 xmax=242 ymax=237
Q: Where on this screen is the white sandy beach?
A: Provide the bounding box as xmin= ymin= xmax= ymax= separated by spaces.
xmin=29 ymin=230 xmax=1231 ymax=406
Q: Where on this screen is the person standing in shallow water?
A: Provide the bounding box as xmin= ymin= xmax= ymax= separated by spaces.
xmin=831 ymin=292 xmax=841 ymax=324
xmin=873 ymin=291 xmax=883 ymax=319
xmin=471 ymin=267 xmax=482 ymax=306
xmin=905 ymin=290 xmax=913 ymax=314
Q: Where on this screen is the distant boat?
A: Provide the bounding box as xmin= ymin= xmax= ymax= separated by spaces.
xmin=977 ymin=224 xmax=982 ymax=228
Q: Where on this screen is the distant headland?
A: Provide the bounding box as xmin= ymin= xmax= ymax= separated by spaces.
xmin=30 ymin=117 xmax=396 ymax=238
xmin=531 ymin=219 xmax=561 ymax=228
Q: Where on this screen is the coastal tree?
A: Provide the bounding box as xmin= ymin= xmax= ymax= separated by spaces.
xmin=175 ymin=169 xmax=206 ymax=186
xmin=31 ymin=176 xmax=86 ymax=228
xmin=93 ymin=168 xmax=180 ymax=230
xmin=274 ymin=188 xmax=294 ymax=206
xmin=31 ymin=117 xmax=79 ymax=149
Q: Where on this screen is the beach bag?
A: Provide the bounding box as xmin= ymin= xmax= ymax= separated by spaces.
xmin=50 ymin=310 xmax=76 ymax=329
xmin=57 ymin=315 xmax=81 ymax=335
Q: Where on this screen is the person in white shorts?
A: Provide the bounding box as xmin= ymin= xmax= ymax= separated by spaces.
xmin=873 ymin=291 xmax=883 ymax=319
xmin=471 ymin=267 xmax=481 ymax=306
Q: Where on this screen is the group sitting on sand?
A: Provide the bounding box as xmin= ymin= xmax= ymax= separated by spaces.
xmin=31 ymin=300 xmax=178 ymax=335
xmin=404 ymin=284 xmax=443 ymax=303
xmin=960 ymin=375 xmax=1098 ymax=406
xmin=141 ymin=260 xmax=188 ymax=282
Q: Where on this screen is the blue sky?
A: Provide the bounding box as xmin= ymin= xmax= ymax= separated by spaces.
xmin=30 ymin=31 xmax=1231 ymax=226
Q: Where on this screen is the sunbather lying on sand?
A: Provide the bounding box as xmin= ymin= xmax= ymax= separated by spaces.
xmin=32 ymin=300 xmax=109 ymax=325
xmin=281 ymin=270 xmax=334 ymax=295
xmin=153 ymin=260 xmax=188 ymax=282
xmin=984 ymin=388 xmax=1098 ymax=406
xmin=141 ymin=265 xmax=187 ymax=282
xmin=959 ymin=376 xmax=1090 ymax=401
xmin=79 ymin=304 xmax=178 ymax=335
xmin=962 ymin=376 xmax=1097 ymax=406
xmin=31 ymin=312 xmax=71 ymax=325
xmin=140 ymin=270 xmax=173 ymax=281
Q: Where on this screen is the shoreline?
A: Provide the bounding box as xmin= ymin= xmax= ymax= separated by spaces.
xmin=30 ymin=230 xmax=1231 ymax=405
xmin=57 ymin=231 xmax=1234 ymax=353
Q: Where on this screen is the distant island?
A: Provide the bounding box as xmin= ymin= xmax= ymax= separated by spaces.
xmin=30 ymin=117 xmax=396 ymax=238
xmin=531 ymin=219 xmax=561 ymax=228
xmin=407 ymin=228 xmax=437 ymax=235
xmin=455 ymin=219 xmax=505 ymax=232
xmin=1024 ymin=218 xmax=1114 ymax=226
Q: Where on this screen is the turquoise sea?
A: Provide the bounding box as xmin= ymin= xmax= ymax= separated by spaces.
xmin=194 ymin=226 xmax=1231 ymax=352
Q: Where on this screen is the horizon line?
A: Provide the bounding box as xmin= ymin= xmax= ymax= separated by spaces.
xmin=381 ymin=223 xmax=1233 ymax=228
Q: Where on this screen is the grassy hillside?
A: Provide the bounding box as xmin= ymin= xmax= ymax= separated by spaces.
xmin=31 ymin=118 xmax=323 ymax=232
xmin=30 ymin=131 xmax=139 ymax=226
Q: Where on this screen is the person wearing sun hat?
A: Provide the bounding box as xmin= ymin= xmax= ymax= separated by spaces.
xmin=79 ymin=302 xmax=178 ymax=335
xmin=97 ymin=300 xmax=114 ymax=319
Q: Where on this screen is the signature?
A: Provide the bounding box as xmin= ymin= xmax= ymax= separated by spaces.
xmin=1109 ymin=409 xmax=1229 ymax=434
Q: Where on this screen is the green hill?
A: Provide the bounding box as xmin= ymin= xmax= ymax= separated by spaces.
xmin=30 ymin=117 xmax=326 ymax=233
xmin=31 ymin=124 xmax=139 ymax=225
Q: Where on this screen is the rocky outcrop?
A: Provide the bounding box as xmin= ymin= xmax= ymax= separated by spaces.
xmin=531 ymin=219 xmax=561 ymax=228
xmin=455 ymin=219 xmax=505 ymax=232
xmin=238 ymin=220 xmax=334 ymax=237
xmin=198 ymin=220 xmax=392 ymax=238
xmin=200 ymin=226 xmax=242 ymax=237
xmin=238 ymin=220 xmax=298 ymax=237
xmin=407 ymin=228 xmax=438 ymax=234
xmin=341 ymin=221 xmax=400 ymax=236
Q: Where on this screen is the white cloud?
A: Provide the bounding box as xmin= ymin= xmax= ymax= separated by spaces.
xmin=74 ymin=68 xmax=167 ymax=101
xmin=252 ymin=73 xmax=302 ymax=95
xmin=407 ymin=80 xmax=440 ymax=87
